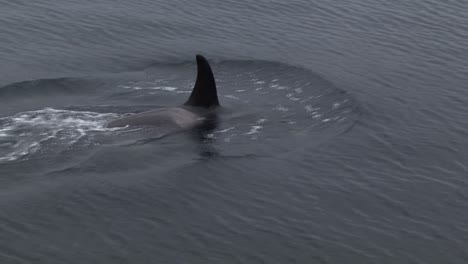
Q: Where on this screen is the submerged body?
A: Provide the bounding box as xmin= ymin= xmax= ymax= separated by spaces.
xmin=107 ymin=106 xmax=206 ymax=129
xmin=107 ymin=54 xmax=220 ymax=129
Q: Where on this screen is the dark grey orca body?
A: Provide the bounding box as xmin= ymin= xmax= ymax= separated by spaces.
xmin=107 ymin=55 xmax=220 ymax=129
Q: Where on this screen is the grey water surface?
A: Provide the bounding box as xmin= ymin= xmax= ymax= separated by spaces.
xmin=0 ymin=0 xmax=467 ymax=263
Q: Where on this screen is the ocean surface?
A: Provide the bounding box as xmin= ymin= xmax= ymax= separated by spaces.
xmin=1 ymin=0 xmax=467 ymax=263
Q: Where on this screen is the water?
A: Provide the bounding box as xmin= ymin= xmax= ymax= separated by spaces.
xmin=0 ymin=0 xmax=467 ymax=263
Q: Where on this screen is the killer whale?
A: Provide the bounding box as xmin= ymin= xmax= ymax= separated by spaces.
xmin=107 ymin=55 xmax=220 ymax=129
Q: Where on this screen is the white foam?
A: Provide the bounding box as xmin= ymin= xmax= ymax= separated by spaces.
xmin=271 ymin=83 xmax=288 ymax=90
xmin=122 ymin=84 xmax=178 ymax=92
xmin=224 ymin=95 xmax=240 ymax=100
xmin=217 ymin=127 xmax=236 ymax=133
xmin=286 ymin=93 xmax=301 ymax=101
xmin=245 ymin=125 xmax=262 ymax=135
xmin=294 ymin=88 xmax=303 ymax=94
xmin=149 ymin=86 xmax=178 ymax=91
xmin=305 ymin=105 xmax=320 ymax=113
xmin=0 ymin=108 xmax=119 ymax=162
xmin=275 ymin=105 xmax=289 ymax=112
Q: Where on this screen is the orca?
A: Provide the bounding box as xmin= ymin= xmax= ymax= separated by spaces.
xmin=107 ymin=55 xmax=220 ymax=130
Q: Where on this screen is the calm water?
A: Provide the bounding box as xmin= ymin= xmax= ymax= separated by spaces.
xmin=1 ymin=0 xmax=467 ymax=263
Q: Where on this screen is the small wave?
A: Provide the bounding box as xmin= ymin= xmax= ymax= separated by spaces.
xmin=0 ymin=77 xmax=97 ymax=98
xmin=0 ymin=108 xmax=119 ymax=162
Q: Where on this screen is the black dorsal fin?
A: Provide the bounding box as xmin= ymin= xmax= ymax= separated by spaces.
xmin=184 ymin=54 xmax=220 ymax=108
